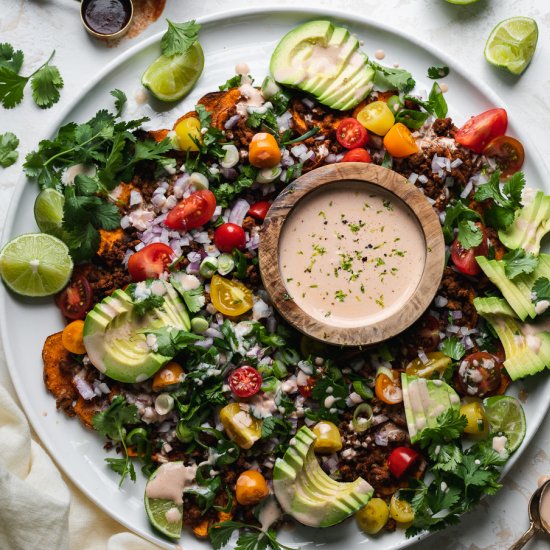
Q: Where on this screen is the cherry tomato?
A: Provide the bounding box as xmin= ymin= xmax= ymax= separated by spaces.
xmin=387 ymin=447 xmax=421 ymax=478
xmin=214 ymin=223 xmax=246 ymax=252
xmin=375 ymin=371 xmax=403 ymax=405
xmin=416 ymin=315 xmax=441 ymax=352
xmin=174 ymin=116 xmax=201 ymax=152
xmin=228 ymin=365 xmax=263 ymax=398
xmin=450 ymin=223 xmax=488 ymax=276
xmin=455 ymin=352 xmax=502 ymax=397
xmin=127 ymin=243 xmax=174 ymax=282
xmin=356 ymin=101 xmax=395 ymax=136
xmin=483 ymin=136 xmax=525 ymax=177
xmin=61 ymin=320 xmax=86 ymax=354
xmin=336 ymin=118 xmax=368 ymax=149
xmin=210 ymin=275 xmax=253 ymax=317
xmin=55 ymin=274 xmax=93 ymax=320
xmin=383 ymin=123 xmax=419 ymax=157
xmin=247 ymin=201 xmax=271 ymax=221
xmin=164 ymin=190 xmax=216 ymax=231
xmin=298 ymin=376 xmax=316 ymax=398
xmin=249 ymin=132 xmax=281 ymax=168
xmin=455 ymin=108 xmax=508 ymax=154
xmin=341 ymin=148 xmax=372 ymax=163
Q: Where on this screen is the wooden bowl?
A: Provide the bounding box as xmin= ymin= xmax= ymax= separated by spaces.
xmin=259 ymin=163 xmax=445 ymax=347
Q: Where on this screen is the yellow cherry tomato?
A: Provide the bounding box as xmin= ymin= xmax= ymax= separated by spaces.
xmin=312 ymin=421 xmax=343 ymax=454
xmin=389 ymin=493 xmax=415 ymax=525
xmin=405 ymin=352 xmax=452 ymax=379
xmin=219 ymin=402 xmax=262 ymax=449
xmin=210 ymin=275 xmax=253 ymax=317
xmin=175 ymin=117 xmax=202 ymax=152
xmin=236 ymin=470 xmax=270 ymax=505
xmin=383 ymin=123 xmax=419 ymax=158
xmin=356 ymin=498 xmax=390 ymax=535
xmin=61 ymin=320 xmax=86 ymax=355
xmin=460 ymin=401 xmax=489 ymax=436
xmin=356 ymin=101 xmax=395 ymax=136
xmin=249 ymin=132 xmax=281 ymax=168
xmin=152 ymin=362 xmax=184 ymax=392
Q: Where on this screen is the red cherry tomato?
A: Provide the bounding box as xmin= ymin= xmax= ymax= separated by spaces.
xmin=248 ymin=201 xmax=271 ymax=221
xmin=298 ymin=376 xmax=316 ymax=398
xmin=417 ymin=315 xmax=441 ymax=352
xmin=483 ymin=136 xmax=525 ymax=178
xmin=341 ymin=148 xmax=372 ymax=163
xmin=336 ymin=118 xmax=368 ymax=149
xmin=127 ymin=243 xmax=174 ymax=282
xmin=214 ymin=223 xmax=246 ymax=252
xmin=455 ymin=108 xmax=508 ymax=154
xmin=450 ymin=223 xmax=488 ymax=276
xmin=388 ymin=447 xmax=421 ymax=478
xmin=164 ymin=190 xmax=216 ymax=231
xmin=55 ymin=274 xmax=93 ymax=320
xmin=454 ymin=351 xmax=502 ymax=397
xmin=228 ymin=365 xmax=262 ymax=398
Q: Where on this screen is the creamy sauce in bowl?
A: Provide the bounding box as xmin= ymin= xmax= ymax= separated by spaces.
xmin=278 ymin=181 xmax=426 ymax=328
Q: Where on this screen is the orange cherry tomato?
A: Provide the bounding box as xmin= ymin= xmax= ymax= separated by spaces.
xmin=235 ymin=470 xmax=270 ymax=505
xmin=483 ymin=136 xmax=525 ymax=177
xmin=62 ymin=320 xmax=86 ymax=355
xmin=248 ymin=132 xmax=281 ymax=168
xmin=375 ymin=370 xmax=403 ymax=404
xmin=152 ymin=362 xmax=185 ymax=391
xmin=383 ymin=123 xmax=419 ymax=158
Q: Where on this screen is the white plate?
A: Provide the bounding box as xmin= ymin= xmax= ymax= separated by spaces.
xmin=2 ymin=6 xmax=549 ymax=550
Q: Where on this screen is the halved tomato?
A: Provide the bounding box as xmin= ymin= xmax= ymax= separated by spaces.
xmin=127 ymin=243 xmax=174 ymax=282
xmin=375 ymin=371 xmax=403 ymax=405
xmin=248 ymin=201 xmax=270 ymax=221
xmin=55 ymin=274 xmax=93 ymax=320
xmin=455 ymin=108 xmax=507 ymax=154
xmin=164 ymin=189 xmax=216 ymax=231
xmin=228 ymin=365 xmax=262 ymax=398
xmin=483 ymin=136 xmax=525 ymax=177
xmin=336 ymin=118 xmax=368 ymax=149
xmin=341 ymin=148 xmax=372 ymax=163
xmin=450 ymin=223 xmax=488 ymax=276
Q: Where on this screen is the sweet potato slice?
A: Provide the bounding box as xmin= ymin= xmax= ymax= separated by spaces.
xmin=97 ymin=228 xmax=125 ymax=258
xmin=198 ymin=89 xmax=241 ymax=129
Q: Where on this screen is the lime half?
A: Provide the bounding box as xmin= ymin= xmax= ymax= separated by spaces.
xmin=142 ymin=42 xmax=204 ymax=102
xmin=483 ymin=395 xmax=526 ymax=452
xmin=144 ymin=466 xmax=183 ymax=539
xmin=34 ymin=188 xmax=65 ymax=235
xmin=485 ymin=17 xmax=538 ymax=75
xmin=0 ymin=233 xmax=73 ymax=297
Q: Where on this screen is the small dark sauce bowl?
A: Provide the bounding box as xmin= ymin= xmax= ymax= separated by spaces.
xmin=80 ymin=0 xmax=134 ymax=40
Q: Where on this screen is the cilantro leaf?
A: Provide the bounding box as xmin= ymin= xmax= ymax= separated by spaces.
xmin=428 ymin=82 xmax=448 ymax=118
xmin=126 ymin=283 xmax=166 ymax=316
xmin=144 ymin=327 xmax=201 ymax=356
xmin=369 ymin=61 xmax=415 ymax=93
xmin=0 ymin=131 xmax=19 ymax=167
xmin=132 ymin=138 xmax=173 ymax=163
xmin=427 ymin=65 xmax=450 ymax=79
xmin=0 ymin=43 xmax=24 ymax=72
xmin=161 ymin=19 xmax=201 ymax=57
xmin=110 ymin=88 xmax=127 ymax=116
xmin=457 ymin=219 xmax=483 ymax=249
xmin=73 ymin=174 xmax=98 ymax=196
xmin=441 ymin=200 xmax=481 ymax=244
xmin=417 ymin=408 xmax=467 ymax=448
xmin=31 ymin=63 xmax=63 ymax=108
xmin=63 ymin=222 xmax=100 ymax=263
xmin=0 ymin=66 xmax=28 ymax=108
xmin=92 ymin=395 xmax=139 ymax=440
xmin=502 ymin=248 xmax=539 ymax=279
xmin=219 ymin=74 xmax=242 ymax=91
xmin=440 ymin=336 xmax=466 ymax=361
xmin=395 ymin=109 xmax=429 ymax=130
xmin=210 ymin=521 xmax=247 ymax=550
xmin=532 ymin=277 xmax=550 ymax=303
xmin=181 ymin=287 xmax=206 ymax=313
xmin=429 ymin=443 xmax=463 ymax=471
xmin=105 ymin=457 xmax=136 ymax=484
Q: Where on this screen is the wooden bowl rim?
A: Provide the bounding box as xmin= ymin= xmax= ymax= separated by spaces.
xmin=258 ymin=162 xmax=445 ymax=347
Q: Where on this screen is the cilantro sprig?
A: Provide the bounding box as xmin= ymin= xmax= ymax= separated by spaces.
xmin=532 ymin=277 xmax=550 ymax=303
xmin=0 ymin=44 xmax=63 ymax=109
xmin=369 ymin=61 xmax=415 ymax=93
xmin=0 ymin=131 xmax=19 ymax=167
xmin=161 ymin=19 xmax=201 ymax=57
xmin=441 ymin=200 xmax=481 ymax=246
xmin=427 ymin=65 xmax=450 ymax=79
xmin=404 ymin=82 xmax=448 ymax=119
xmin=209 ymin=520 xmax=296 ymax=550
xmin=440 ymin=336 xmax=466 ymax=361
xmin=502 ymin=248 xmax=539 ymax=279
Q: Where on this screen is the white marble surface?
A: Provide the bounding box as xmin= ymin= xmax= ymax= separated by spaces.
xmin=1 ymin=0 xmax=549 ymax=548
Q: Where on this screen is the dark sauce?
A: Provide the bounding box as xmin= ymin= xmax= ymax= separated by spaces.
xmin=83 ymin=0 xmax=132 ymax=35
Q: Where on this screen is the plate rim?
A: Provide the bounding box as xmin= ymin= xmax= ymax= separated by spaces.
xmin=1 ymin=5 xmax=548 ymax=549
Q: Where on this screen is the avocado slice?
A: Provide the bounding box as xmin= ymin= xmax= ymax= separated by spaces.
xmin=83 ymin=282 xmax=190 ymax=383
xmin=273 ymin=427 xmax=373 ymax=527
xmin=476 ymin=255 xmax=550 ymax=321
xmin=474 ymin=296 xmax=550 ymax=380
xmin=401 ymin=374 xmax=460 ymax=443
xmin=270 ymin=20 xmax=374 ymax=111
xmin=499 ymin=191 xmax=550 ymax=255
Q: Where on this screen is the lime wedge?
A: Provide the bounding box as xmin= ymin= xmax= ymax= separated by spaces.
xmin=483 ymin=395 xmax=526 ymax=452
xmin=0 ymin=233 xmax=73 ymax=297
xmin=485 ymin=17 xmax=538 ymax=75
xmin=34 ymin=188 xmax=65 ymax=235
xmin=142 ymin=42 xmax=204 ymax=102
xmin=144 ymin=465 xmax=183 ymax=539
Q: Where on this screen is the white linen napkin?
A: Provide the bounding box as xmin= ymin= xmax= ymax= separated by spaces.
xmin=0 ymin=384 xmax=161 ymax=550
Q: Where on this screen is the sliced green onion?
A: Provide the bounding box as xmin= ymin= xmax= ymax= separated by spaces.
xmin=261 ymin=376 xmax=279 ymax=393
xmin=256 ymin=165 xmax=282 ymax=184
xmin=272 ymin=359 xmax=288 ymax=379
xmin=189 ymin=171 xmax=209 ymax=190
xmin=261 ymin=76 xmax=281 ymax=99
xmin=125 ymin=427 xmax=148 ymax=446
xmin=220 ymin=144 xmax=239 ymax=169
xmin=376 ymin=366 xmax=394 ymax=380
xmin=283 ymin=126 xmax=320 ymax=145
xmin=176 ymin=421 xmax=194 ymax=443
xmin=191 ymin=316 xmax=209 ymax=334
xmin=200 ymin=256 xmax=218 ymax=278
xmin=352 ymin=380 xmax=373 ymax=400
xmin=352 ymin=403 xmax=374 ymax=433
xmin=217 ymin=253 xmax=235 ymax=275
xmin=154 ymin=393 xmax=175 ymax=415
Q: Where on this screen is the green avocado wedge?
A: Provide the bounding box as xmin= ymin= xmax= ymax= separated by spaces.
xmin=273 ymin=426 xmax=373 ymax=527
